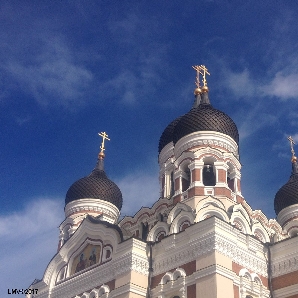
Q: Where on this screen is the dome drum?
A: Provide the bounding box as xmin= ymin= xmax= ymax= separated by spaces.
xmin=65 ymin=198 xmax=120 ymax=224
xmin=159 ymin=102 xmax=239 ymax=156
xmin=174 ymin=130 xmax=239 ymax=160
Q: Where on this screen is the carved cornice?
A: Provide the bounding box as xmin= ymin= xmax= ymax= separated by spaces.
xmin=50 ymin=252 xmax=149 ymax=298
xmin=277 ymin=204 xmax=298 ymax=227
xmin=153 ymin=219 xmax=268 ymax=277
xmin=65 ymin=198 xmax=120 ymax=221
xmin=175 ymin=131 xmax=238 ymax=159
xmin=110 ymin=283 xmax=147 ymax=298
xmin=271 ymin=254 xmax=298 ymax=277
xmin=159 ymin=142 xmax=174 ymax=165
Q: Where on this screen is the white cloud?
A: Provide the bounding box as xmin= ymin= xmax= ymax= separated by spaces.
xmin=261 ymin=73 xmax=298 ymax=100
xmin=238 ymin=111 xmax=277 ymax=140
xmin=5 ymin=37 xmax=93 ymax=109
xmin=115 ymin=171 xmax=160 ymax=217
xmin=0 ymin=198 xmax=64 ymax=294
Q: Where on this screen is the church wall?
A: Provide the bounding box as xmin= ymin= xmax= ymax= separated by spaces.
xmin=272 ymin=270 xmax=298 ymax=291
xmin=187 ymin=284 xmax=196 ymax=298
xmin=214 ymin=187 xmax=231 ymax=197
xmin=271 ymin=235 xmax=298 ymax=297
xmin=217 ymin=169 xmax=226 ymax=183
xmin=196 ymin=275 xmax=217 ymax=298
xmin=233 ymin=285 xmax=239 ymax=298
xmin=191 ymin=168 xmax=201 ymax=182
xmin=150 ymin=260 xmax=196 ymax=288
xmin=215 ymin=273 xmax=234 ymax=297
xmin=115 ymin=272 xmax=132 ymax=289
xmin=232 ymin=262 xmax=268 ymax=287
xmin=196 ymin=251 xmax=226 ymax=271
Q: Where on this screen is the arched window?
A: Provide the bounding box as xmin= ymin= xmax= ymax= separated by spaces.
xmin=203 ymin=164 xmax=216 ymax=186
xmin=179 ymin=220 xmax=190 ymax=232
xmin=182 ymin=166 xmax=191 ymax=192
xmin=170 ymin=171 xmax=175 ymax=196
xmin=227 ymin=162 xmax=235 ymax=192
xmin=156 ymin=230 xmax=166 ymax=242
xmin=141 ymin=222 xmax=149 ymax=240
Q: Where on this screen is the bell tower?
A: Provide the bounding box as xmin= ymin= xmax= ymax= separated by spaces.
xmin=158 ymin=65 xmax=243 ymax=211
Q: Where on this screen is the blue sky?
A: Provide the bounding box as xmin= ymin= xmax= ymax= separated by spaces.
xmin=1 ymin=0 xmax=298 ymax=295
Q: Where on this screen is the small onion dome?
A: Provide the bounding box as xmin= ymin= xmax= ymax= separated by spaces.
xmin=173 ymin=103 xmax=239 ymax=145
xmin=274 ymin=161 xmax=298 ymax=215
xmin=65 ymin=159 xmax=123 ymax=210
xmin=158 ymin=103 xmax=239 ymax=154
xmin=158 ymin=116 xmax=183 ymax=153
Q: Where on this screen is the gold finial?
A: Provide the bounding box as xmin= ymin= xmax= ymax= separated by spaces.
xmin=98 ymin=131 xmax=110 ymax=158
xmin=192 ymin=65 xmax=210 ymax=93
xmin=287 ymin=136 xmax=297 ymax=163
xmin=192 ymin=65 xmax=202 ymax=95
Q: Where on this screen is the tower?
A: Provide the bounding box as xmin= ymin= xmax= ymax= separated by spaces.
xmin=159 ymin=65 xmax=243 ymax=214
xmin=274 ymin=136 xmax=298 ymax=236
xmin=59 ymin=132 xmax=123 ymax=250
xmin=27 ymin=66 xmax=298 ymax=298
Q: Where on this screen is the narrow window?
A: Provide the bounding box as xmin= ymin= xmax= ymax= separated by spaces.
xmin=141 ymin=222 xmax=149 ymax=240
xmin=170 ymin=171 xmax=175 ymax=196
xmin=182 ymin=167 xmax=190 ymax=191
xmin=203 ymin=164 xmax=216 ymax=186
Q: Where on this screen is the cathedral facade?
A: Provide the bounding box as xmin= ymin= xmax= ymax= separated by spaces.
xmin=28 ymin=66 xmax=298 ymax=298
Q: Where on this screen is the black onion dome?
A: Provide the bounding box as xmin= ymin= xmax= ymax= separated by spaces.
xmin=65 ymin=165 xmax=123 ymax=210
xmin=158 ymin=116 xmax=182 ymax=153
xmin=274 ymin=162 xmax=298 ymax=215
xmin=173 ymin=103 xmax=239 ymax=144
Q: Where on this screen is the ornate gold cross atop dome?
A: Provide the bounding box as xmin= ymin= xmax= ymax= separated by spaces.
xmin=98 ymin=131 xmax=110 ymax=154
xmin=288 ymin=136 xmax=296 ymax=162
xmin=192 ymin=65 xmax=210 ymax=88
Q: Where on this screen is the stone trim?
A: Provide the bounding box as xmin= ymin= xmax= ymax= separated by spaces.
xmin=175 ymin=131 xmax=238 ymax=159
xmin=272 ymin=254 xmax=298 ymax=278
xmin=153 ymin=218 xmax=267 ymax=277
xmin=65 ymin=199 xmax=120 ymax=223
xmin=277 ymin=204 xmax=298 ymax=227
xmin=272 ymin=270 xmax=298 ymax=290
xmin=273 ymin=283 xmax=298 ymax=298
xmin=50 ymin=252 xmax=148 ymax=298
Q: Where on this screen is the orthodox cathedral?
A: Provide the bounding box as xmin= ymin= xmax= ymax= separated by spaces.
xmin=28 ymin=66 xmax=298 ymax=298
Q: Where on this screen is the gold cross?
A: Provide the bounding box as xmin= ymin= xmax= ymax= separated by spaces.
xmin=198 ymin=65 xmax=210 ymax=87
xmin=192 ymin=65 xmax=210 ymax=87
xmin=98 ymin=132 xmax=110 ymax=153
xmin=192 ymin=65 xmax=201 ymax=88
xmin=288 ymin=136 xmax=296 ymax=157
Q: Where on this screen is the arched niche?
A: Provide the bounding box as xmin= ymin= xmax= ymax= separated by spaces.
xmin=180 ymin=161 xmax=191 ymax=192
xmin=147 ymin=221 xmax=169 ymax=242
xmin=202 ymin=156 xmax=216 ymax=186
xmin=226 ymin=161 xmax=236 ymax=192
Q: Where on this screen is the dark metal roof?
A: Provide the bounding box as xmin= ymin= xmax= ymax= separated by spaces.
xmin=158 ymin=101 xmax=239 ymax=154
xmin=65 ymin=168 xmax=123 ymax=210
xmin=158 ymin=116 xmax=182 ymax=153
xmin=173 ymin=104 xmax=239 ymax=144
xmin=274 ymin=163 xmax=298 ymax=215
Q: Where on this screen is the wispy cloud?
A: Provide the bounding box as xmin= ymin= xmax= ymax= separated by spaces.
xmin=0 ymin=198 xmax=64 ymax=293
xmin=261 ymin=73 xmax=298 ymax=100
xmin=224 ymin=68 xmax=255 ymax=98
xmin=4 ymin=37 xmax=93 ymax=109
